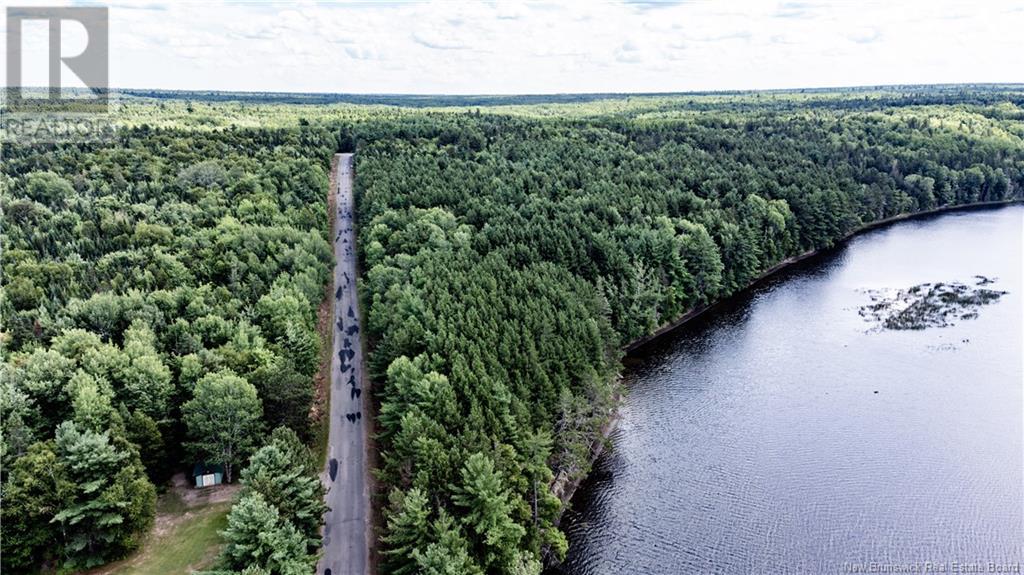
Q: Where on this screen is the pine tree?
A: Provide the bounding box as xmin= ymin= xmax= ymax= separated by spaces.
xmin=413 ymin=510 xmax=484 ymax=575
xmin=381 ymin=487 xmax=432 ymax=575
xmin=239 ymin=434 xmax=326 ymax=549
xmin=52 ymin=421 xmax=156 ymax=569
xmin=452 ymin=452 xmax=526 ymax=573
xmin=220 ymin=492 xmax=313 ymax=575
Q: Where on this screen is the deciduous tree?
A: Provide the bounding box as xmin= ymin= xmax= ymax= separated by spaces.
xmin=183 ymin=370 xmax=262 ymax=482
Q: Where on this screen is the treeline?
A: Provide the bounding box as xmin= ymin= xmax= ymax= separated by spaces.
xmin=355 ymin=99 xmax=1024 ymax=572
xmin=121 ymin=83 xmax=1024 ymax=111
xmin=0 ymin=124 xmax=337 ymax=572
xmin=123 ymin=88 xmax=636 ymax=108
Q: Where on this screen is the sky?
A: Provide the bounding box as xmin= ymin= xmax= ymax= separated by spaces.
xmin=6 ymin=0 xmax=1024 ymax=95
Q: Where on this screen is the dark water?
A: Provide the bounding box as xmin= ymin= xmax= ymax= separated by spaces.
xmin=561 ymin=206 xmax=1023 ymax=574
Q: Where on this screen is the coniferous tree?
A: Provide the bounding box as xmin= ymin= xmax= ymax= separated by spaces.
xmin=239 ymin=429 xmax=326 ymax=549
xmin=381 ymin=487 xmax=432 ymax=575
xmin=452 ymin=453 xmax=527 ymax=573
xmin=52 ymin=421 xmax=156 ymax=569
xmin=220 ymin=492 xmax=313 ymax=575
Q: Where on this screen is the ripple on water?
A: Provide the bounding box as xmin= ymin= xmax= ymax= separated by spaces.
xmin=559 ymin=206 xmax=1024 ymax=574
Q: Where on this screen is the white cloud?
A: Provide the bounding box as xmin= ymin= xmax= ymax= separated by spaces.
xmin=614 ymin=41 xmax=644 ymax=64
xmin=411 ymin=30 xmax=469 ymax=51
xmin=4 ymin=0 xmax=1019 ymax=94
xmin=847 ymin=27 xmax=883 ymax=45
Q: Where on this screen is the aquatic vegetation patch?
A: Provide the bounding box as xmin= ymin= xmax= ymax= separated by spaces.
xmin=859 ymin=276 xmax=1006 ymax=330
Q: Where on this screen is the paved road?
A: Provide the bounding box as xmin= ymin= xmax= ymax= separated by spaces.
xmin=319 ymin=153 xmax=369 ymax=575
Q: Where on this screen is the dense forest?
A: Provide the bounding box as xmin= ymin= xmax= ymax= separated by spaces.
xmin=355 ymin=97 xmax=1024 ymax=573
xmin=1 ymin=123 xmax=338 ymax=572
xmin=2 ymin=86 xmax=1023 ymax=573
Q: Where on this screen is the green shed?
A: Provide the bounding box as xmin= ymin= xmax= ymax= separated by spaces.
xmin=192 ymin=463 xmax=224 ymax=488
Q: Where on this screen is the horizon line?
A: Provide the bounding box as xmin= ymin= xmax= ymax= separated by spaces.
xmin=8 ymin=82 xmax=1023 ymax=100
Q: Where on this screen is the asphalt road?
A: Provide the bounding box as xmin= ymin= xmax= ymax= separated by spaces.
xmin=319 ymin=153 xmax=369 ymax=575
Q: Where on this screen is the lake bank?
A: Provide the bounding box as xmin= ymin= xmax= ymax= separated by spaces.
xmin=625 ymin=198 xmax=1022 ymax=354
xmin=548 ymin=198 xmax=1022 ymax=565
xmin=558 ymin=203 xmax=1023 ymax=573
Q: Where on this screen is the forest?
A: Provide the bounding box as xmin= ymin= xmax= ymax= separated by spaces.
xmin=2 ymin=85 xmax=1023 ymax=573
xmin=354 ymin=95 xmax=1024 ymax=573
xmin=1 ymin=122 xmax=338 ymax=573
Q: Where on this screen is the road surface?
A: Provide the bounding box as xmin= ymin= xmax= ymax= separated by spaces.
xmin=319 ymin=153 xmax=370 ymax=575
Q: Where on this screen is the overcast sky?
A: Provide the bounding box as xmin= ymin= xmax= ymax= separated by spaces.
xmin=8 ymin=0 xmax=1024 ymax=94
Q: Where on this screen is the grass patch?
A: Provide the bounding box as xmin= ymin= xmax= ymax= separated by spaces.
xmin=155 ymin=488 xmax=189 ymax=515
xmin=315 ymin=394 xmax=331 ymax=470
xmin=105 ymin=502 xmax=230 ymax=575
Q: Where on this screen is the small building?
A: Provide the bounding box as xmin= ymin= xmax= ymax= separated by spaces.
xmin=192 ymin=463 xmax=224 ymax=488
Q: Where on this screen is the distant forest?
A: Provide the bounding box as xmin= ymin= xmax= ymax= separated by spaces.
xmin=121 ymin=84 xmax=1024 ymax=109
xmin=2 ymin=86 xmax=1022 ymax=573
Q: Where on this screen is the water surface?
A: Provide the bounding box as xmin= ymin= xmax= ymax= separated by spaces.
xmin=561 ymin=206 xmax=1023 ymax=574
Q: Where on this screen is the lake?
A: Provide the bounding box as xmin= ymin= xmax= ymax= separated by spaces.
xmin=560 ymin=205 xmax=1023 ymax=574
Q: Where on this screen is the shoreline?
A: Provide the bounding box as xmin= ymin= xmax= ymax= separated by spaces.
xmin=551 ymin=198 xmax=1022 ymax=533
xmin=550 ymin=387 xmax=622 ymax=515
xmin=625 ymin=198 xmax=1022 ymax=354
